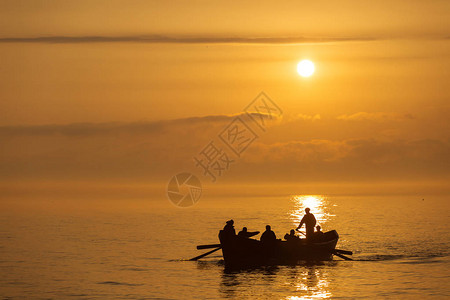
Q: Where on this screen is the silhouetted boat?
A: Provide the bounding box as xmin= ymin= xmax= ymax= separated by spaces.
xmin=218 ymin=230 xmax=339 ymax=269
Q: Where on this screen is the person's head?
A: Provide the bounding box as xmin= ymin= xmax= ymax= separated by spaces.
xmin=316 ymin=225 xmax=321 ymax=231
xmin=242 ymin=227 xmax=247 ymax=232
xmin=290 ymin=229 xmax=295 ymax=235
xmin=305 ymin=208 xmax=310 ymax=214
xmin=266 ymin=225 xmax=271 ymax=231
xmin=226 ymin=219 xmax=234 ymax=226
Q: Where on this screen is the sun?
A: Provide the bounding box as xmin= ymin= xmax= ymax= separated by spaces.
xmin=297 ymin=60 xmax=315 ymax=77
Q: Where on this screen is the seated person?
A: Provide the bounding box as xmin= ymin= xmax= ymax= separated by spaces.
xmin=313 ymin=225 xmax=325 ymax=241
xmin=260 ymin=225 xmax=276 ymax=243
xmin=315 ymin=225 xmax=324 ymax=234
xmin=238 ymin=227 xmax=249 ymax=237
xmin=284 ymin=229 xmax=299 ymax=242
xmin=223 ymin=219 xmax=236 ymax=238
xmin=238 ymin=227 xmax=260 ymax=238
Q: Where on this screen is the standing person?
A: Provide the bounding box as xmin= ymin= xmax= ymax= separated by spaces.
xmin=296 ymin=208 xmax=316 ymax=241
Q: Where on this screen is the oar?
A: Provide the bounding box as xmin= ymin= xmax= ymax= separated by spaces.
xmin=197 ymin=243 xmax=221 ymax=250
xmin=335 ymin=249 xmax=353 ymax=255
xmin=295 ymin=229 xmax=306 ymax=236
xmin=189 ymin=247 xmax=222 ymax=261
xmin=332 ymin=250 xmax=353 ymax=261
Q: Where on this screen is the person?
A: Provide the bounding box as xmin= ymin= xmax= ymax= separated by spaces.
xmin=238 ymin=227 xmax=260 ymax=238
xmin=260 ymin=225 xmax=276 ymax=243
xmin=238 ymin=227 xmax=250 ymax=237
xmin=223 ymin=219 xmax=236 ymax=238
xmin=238 ymin=226 xmax=247 ymax=237
xmin=315 ymin=225 xmax=324 ymax=235
xmin=296 ymin=208 xmax=316 ymax=241
xmin=284 ymin=229 xmax=299 ymax=242
xmin=313 ymin=225 xmax=324 ymax=241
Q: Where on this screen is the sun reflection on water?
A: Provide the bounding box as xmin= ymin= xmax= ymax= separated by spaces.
xmin=289 ymin=195 xmax=334 ymax=231
xmin=285 ymin=267 xmax=332 ymax=299
xmin=284 ymin=195 xmax=334 ymax=299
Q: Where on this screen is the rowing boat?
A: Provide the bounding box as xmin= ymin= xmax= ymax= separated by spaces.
xmin=218 ymin=230 xmax=339 ymax=269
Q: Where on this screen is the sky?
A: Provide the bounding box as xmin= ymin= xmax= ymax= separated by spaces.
xmin=0 ymin=1 xmax=449 ymax=198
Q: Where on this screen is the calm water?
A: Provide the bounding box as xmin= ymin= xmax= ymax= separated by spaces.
xmin=0 ymin=194 xmax=449 ymax=299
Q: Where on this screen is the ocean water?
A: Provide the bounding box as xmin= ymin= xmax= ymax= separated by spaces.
xmin=0 ymin=194 xmax=449 ymax=299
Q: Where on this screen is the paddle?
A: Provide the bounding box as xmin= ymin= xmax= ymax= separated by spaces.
xmin=197 ymin=232 xmax=260 ymax=250
xmin=332 ymin=250 xmax=353 ymax=261
xmin=189 ymin=247 xmax=222 ymax=261
xmin=295 ymin=229 xmax=306 ymax=236
xmin=197 ymin=243 xmax=221 ymax=250
xmin=335 ymin=249 xmax=353 ymax=255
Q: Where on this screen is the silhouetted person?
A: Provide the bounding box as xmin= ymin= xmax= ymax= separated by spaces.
xmin=260 ymin=225 xmax=277 ymax=256
xmin=315 ymin=225 xmax=323 ymax=234
xmin=238 ymin=226 xmax=247 ymax=237
xmin=313 ymin=225 xmax=324 ymax=241
xmin=296 ymin=208 xmax=316 ymax=241
xmin=284 ymin=229 xmax=299 ymax=242
xmin=238 ymin=227 xmax=253 ymax=238
xmin=260 ymin=225 xmax=276 ymax=243
xmin=237 ymin=227 xmax=260 ymax=239
xmin=223 ymin=219 xmax=236 ymax=238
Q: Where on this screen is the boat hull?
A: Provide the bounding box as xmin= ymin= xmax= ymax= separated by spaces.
xmin=219 ymin=230 xmax=339 ymax=269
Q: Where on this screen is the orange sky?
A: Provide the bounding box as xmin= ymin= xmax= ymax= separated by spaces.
xmin=0 ymin=1 xmax=449 ymax=195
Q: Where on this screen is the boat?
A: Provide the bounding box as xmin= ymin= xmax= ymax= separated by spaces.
xmin=218 ymin=229 xmax=339 ymax=269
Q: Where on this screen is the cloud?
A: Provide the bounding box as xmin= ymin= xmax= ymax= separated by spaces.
xmin=0 ymin=113 xmax=282 ymax=181
xmin=0 ymin=112 xmax=277 ymax=137
xmin=293 ymin=114 xmax=321 ymax=121
xmin=237 ymin=138 xmax=450 ymax=182
xmin=3 ymin=34 xmax=450 ymax=45
xmin=246 ymin=138 xmax=450 ymax=164
xmin=337 ymin=112 xmax=415 ymax=122
xmin=0 ymin=35 xmax=377 ymax=44
xmin=1 ymin=114 xmax=448 ymax=183
xmin=244 ymin=139 xmax=349 ymax=163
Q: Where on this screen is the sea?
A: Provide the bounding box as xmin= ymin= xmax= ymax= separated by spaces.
xmin=0 ymin=193 xmax=449 ymax=299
